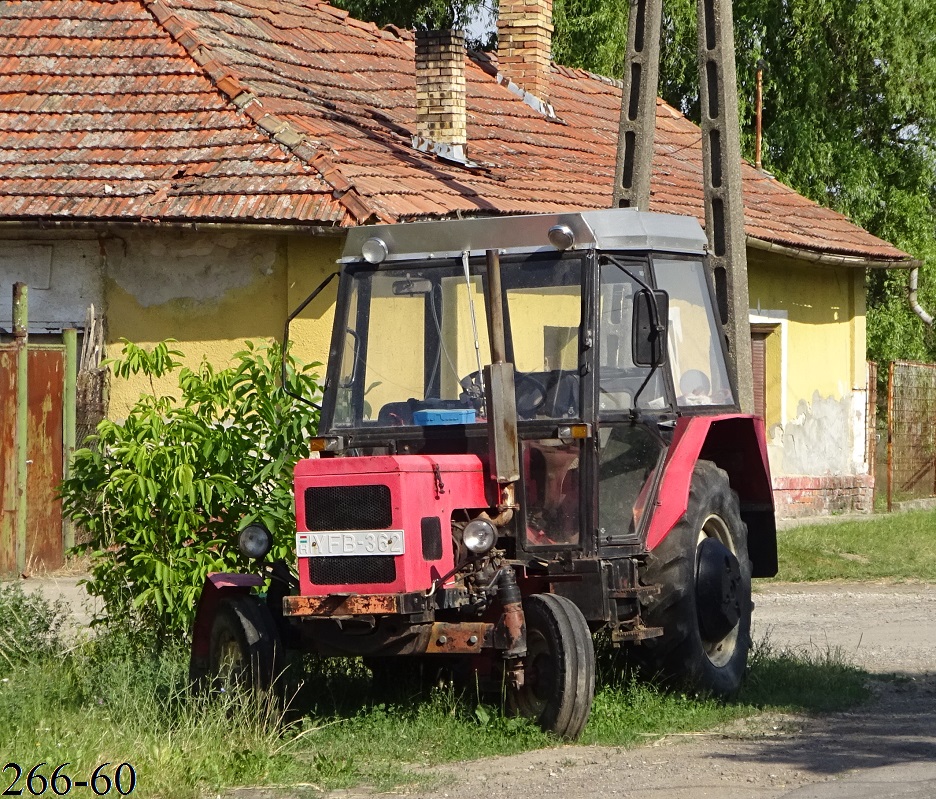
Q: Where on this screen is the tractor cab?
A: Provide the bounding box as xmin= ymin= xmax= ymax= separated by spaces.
xmin=316 ymin=209 xmax=737 ymax=552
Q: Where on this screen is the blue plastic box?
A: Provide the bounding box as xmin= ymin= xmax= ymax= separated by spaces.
xmin=412 ymin=408 xmax=476 ymax=426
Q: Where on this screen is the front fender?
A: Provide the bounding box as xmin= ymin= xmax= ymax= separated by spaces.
xmin=645 ymin=415 xmax=777 ymax=577
xmin=189 ymin=573 xmax=264 ymax=670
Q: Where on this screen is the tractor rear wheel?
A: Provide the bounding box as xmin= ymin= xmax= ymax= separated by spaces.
xmin=510 ymin=593 xmax=595 ymax=740
xmin=208 ymin=595 xmax=280 ymax=696
xmin=634 ymin=460 xmax=752 ymax=697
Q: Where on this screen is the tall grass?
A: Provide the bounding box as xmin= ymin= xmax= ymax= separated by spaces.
xmin=0 ymin=582 xmax=870 ymax=798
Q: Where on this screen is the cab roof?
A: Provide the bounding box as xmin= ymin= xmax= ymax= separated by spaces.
xmin=340 ymin=209 xmax=708 ymax=264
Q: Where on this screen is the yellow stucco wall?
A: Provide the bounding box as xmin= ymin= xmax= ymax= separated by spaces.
xmin=105 ymin=230 xmax=341 ymax=416
xmin=747 ymin=249 xmax=865 ymax=409
xmin=101 ymin=230 xmax=869 ymax=478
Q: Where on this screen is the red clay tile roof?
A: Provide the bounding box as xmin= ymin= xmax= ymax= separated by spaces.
xmin=0 ymin=0 xmax=911 ymax=262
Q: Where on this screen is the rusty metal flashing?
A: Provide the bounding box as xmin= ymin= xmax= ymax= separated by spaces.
xmin=747 ymin=235 xmax=919 ymax=270
xmin=495 ymin=74 xmax=557 ymax=120
xmin=411 ymin=136 xmax=478 ymax=168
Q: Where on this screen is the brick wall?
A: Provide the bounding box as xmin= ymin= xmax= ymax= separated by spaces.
xmin=414 ymin=29 xmax=466 ymax=146
xmin=497 ymin=0 xmax=553 ymax=102
xmin=772 ymin=474 xmax=874 ymax=519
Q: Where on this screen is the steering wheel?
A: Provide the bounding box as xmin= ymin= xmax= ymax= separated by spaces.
xmin=460 ymin=370 xmax=550 ymax=418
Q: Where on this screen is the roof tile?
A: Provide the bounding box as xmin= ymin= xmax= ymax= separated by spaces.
xmin=0 ymin=0 xmax=910 ymax=260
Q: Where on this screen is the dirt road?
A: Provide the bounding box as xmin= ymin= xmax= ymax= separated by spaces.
xmin=354 ymin=582 xmax=936 ymax=799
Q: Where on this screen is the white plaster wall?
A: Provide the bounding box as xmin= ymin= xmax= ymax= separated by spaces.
xmin=0 ymin=239 xmax=104 ymax=331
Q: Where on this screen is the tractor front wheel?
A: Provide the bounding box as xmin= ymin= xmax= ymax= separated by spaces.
xmin=510 ymin=593 xmax=595 ymax=740
xmin=634 ymin=459 xmax=752 ymax=697
xmin=208 ymin=595 xmax=280 ymax=696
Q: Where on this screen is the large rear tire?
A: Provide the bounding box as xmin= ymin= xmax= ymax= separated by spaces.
xmin=510 ymin=593 xmax=595 ymax=740
xmin=635 ymin=460 xmax=752 ymax=697
xmin=208 ymin=595 xmax=280 ymax=695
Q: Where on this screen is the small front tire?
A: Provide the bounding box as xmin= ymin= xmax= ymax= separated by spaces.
xmin=510 ymin=593 xmax=595 ymax=740
xmin=208 ymin=595 xmax=280 ymax=695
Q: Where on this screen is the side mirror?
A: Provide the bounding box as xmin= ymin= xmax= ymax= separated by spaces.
xmin=632 ymin=289 xmax=668 ymax=367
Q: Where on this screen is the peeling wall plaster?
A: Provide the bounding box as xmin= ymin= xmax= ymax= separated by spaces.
xmin=105 ymin=231 xmax=277 ymax=307
xmin=0 ymin=239 xmax=104 ymax=330
xmin=770 ymin=391 xmax=858 ymax=476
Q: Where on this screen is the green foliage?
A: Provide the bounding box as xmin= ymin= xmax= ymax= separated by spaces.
xmin=332 ymin=0 xmax=491 ymax=34
xmin=551 ymin=0 xmax=936 ymax=365
xmin=60 ymin=339 xmax=321 ymax=638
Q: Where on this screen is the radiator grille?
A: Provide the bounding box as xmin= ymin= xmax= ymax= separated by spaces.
xmin=305 ymin=484 xmax=392 ymax=531
xmin=309 ymin=555 xmax=397 ymax=586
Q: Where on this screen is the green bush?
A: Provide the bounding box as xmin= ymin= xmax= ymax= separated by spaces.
xmin=60 ymin=339 xmax=321 ymax=638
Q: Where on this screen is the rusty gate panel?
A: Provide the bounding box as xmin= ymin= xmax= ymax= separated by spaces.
xmin=0 ymin=346 xmax=15 ymax=573
xmin=0 ymin=344 xmax=65 ymax=574
xmin=887 ymin=360 xmax=936 ymax=510
xmin=26 ymin=347 xmax=65 ymax=570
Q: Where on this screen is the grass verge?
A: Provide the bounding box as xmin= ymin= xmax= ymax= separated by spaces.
xmin=0 ymin=582 xmax=870 ymax=799
xmin=773 ymin=509 xmax=936 ymax=582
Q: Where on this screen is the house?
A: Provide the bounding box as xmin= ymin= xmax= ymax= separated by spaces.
xmin=0 ymin=0 xmax=915 ymax=570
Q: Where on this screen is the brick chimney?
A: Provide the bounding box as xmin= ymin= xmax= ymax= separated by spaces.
xmin=497 ymin=0 xmax=553 ymax=103
xmin=413 ymin=29 xmax=468 ymax=163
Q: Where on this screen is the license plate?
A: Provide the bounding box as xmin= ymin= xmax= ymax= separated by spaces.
xmin=296 ymin=530 xmax=405 ymax=557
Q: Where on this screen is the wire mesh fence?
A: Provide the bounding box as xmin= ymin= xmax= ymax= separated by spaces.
xmin=887 ymin=360 xmax=936 ymax=508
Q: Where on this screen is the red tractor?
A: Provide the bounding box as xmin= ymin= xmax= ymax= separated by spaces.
xmin=189 ymin=208 xmax=777 ymax=739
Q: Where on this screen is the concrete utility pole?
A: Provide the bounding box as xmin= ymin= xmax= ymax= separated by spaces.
xmin=614 ymin=0 xmax=754 ymax=413
xmin=612 ymin=0 xmax=663 ymax=211
xmin=696 ymin=0 xmax=753 ymax=412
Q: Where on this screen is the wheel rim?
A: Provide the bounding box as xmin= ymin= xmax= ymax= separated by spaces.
xmin=696 ymin=513 xmax=741 ymax=668
xmin=518 ymin=628 xmax=554 ymax=715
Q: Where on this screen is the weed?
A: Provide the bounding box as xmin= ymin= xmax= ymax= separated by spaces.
xmin=0 ymin=583 xmax=67 ymax=673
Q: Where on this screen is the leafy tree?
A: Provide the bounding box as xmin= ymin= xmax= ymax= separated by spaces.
xmin=553 ymin=0 xmax=936 ymax=365
xmin=61 ymin=340 xmax=321 ymax=639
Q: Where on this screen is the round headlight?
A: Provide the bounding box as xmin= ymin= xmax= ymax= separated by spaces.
xmin=463 ymin=518 xmax=497 ymax=554
xmin=361 ymin=237 xmax=389 ymax=264
xmin=238 ymin=524 xmax=272 ymax=560
xmin=547 ymin=224 xmax=575 ymax=251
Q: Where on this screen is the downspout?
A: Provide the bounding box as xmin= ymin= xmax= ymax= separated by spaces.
xmin=908 ymin=266 xmax=933 ymax=326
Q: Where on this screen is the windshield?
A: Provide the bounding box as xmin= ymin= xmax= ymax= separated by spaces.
xmin=598 ymin=259 xmax=668 ymax=412
xmin=653 ymin=257 xmax=734 ymax=408
xmin=330 ymin=254 xmax=583 ymax=428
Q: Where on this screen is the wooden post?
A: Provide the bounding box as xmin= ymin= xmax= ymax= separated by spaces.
xmin=887 ymin=361 xmax=894 ymax=512
xmin=63 ymin=328 xmax=77 ymax=552
xmin=12 ymin=283 xmax=28 ymax=574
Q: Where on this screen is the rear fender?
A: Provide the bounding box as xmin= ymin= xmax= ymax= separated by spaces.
xmin=190 ymin=573 xmax=264 ymax=664
xmin=646 ymin=415 xmax=777 ymax=577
